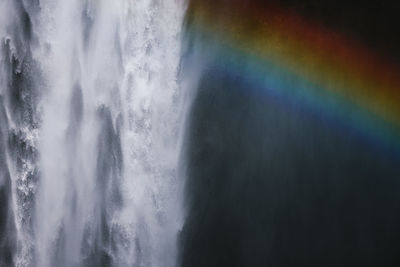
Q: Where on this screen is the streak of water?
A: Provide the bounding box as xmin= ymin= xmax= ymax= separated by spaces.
xmin=0 ymin=1 xmax=186 ymax=266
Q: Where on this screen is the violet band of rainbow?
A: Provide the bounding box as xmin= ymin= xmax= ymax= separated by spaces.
xmin=184 ymin=0 xmax=400 ymax=156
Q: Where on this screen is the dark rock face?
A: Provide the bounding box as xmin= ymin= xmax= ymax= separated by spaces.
xmin=180 ymin=67 xmax=400 ymax=267
xmin=180 ymin=1 xmax=400 ymax=266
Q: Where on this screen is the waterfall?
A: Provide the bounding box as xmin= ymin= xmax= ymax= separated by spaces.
xmin=0 ymin=0 xmax=186 ymax=266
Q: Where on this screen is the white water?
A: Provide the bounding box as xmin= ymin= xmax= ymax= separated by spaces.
xmin=0 ymin=0 xmax=186 ymax=266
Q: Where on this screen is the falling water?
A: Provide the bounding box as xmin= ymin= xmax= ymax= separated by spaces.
xmin=0 ymin=0 xmax=186 ymax=266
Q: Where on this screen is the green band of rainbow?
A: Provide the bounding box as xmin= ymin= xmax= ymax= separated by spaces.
xmin=185 ymin=0 xmax=400 ymax=156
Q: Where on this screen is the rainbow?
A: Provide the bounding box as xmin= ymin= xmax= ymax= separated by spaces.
xmin=184 ymin=0 xmax=400 ymax=158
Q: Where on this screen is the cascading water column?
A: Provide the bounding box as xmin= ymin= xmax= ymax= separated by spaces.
xmin=0 ymin=1 xmax=41 ymax=266
xmin=0 ymin=0 xmax=186 ymax=266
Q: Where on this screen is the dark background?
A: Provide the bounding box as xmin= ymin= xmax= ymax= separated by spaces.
xmin=179 ymin=1 xmax=400 ymax=266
